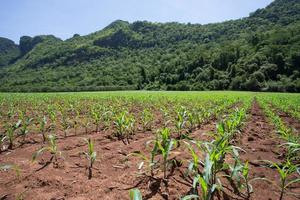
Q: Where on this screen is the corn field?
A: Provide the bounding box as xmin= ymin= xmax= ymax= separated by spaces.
xmin=0 ymin=91 xmax=299 ymax=200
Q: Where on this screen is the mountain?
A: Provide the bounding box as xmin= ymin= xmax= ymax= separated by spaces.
xmin=0 ymin=37 xmax=20 ymax=67
xmin=0 ymin=0 xmax=300 ymax=92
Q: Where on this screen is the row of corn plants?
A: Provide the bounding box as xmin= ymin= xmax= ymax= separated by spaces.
xmin=257 ymin=98 xmax=300 ymax=200
xmin=181 ymin=104 xmax=251 ymax=200
xmin=259 ymin=98 xmax=300 ymax=161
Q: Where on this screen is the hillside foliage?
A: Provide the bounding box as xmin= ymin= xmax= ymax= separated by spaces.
xmin=0 ymin=0 xmax=300 ymax=92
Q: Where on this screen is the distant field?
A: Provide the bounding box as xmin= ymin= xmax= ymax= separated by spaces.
xmin=1 ymin=90 xmax=300 ymax=100
xmin=0 ymin=91 xmax=299 ymax=199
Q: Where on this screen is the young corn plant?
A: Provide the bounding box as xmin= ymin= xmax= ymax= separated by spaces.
xmin=83 ymin=138 xmax=97 ymax=180
xmin=19 ymin=116 xmax=34 ymax=144
xmin=81 ymin=116 xmax=91 ymax=134
xmin=38 ymin=115 xmax=47 ymax=143
xmin=91 ymin=106 xmax=101 ymax=132
xmin=187 ymin=110 xmax=197 ymax=133
xmin=228 ymin=153 xmax=253 ymax=199
xmin=160 ymin=107 xmax=171 ymax=126
xmin=185 ymin=138 xmax=248 ymax=199
xmin=227 ymin=108 xmax=246 ymax=133
xmin=192 ymin=154 xmax=220 ymax=200
xmin=3 ymin=120 xmax=21 ymax=150
xmin=175 ymin=107 xmax=188 ymax=138
xmin=187 ymin=144 xmax=200 ymax=176
xmin=102 ymin=110 xmax=113 ymax=130
xmin=193 ymin=140 xmax=239 ymax=200
xmin=198 ymin=107 xmax=213 ymax=125
xmin=187 ymin=126 xmax=241 ymax=200
xmin=98 ymin=105 xmax=114 ymax=129
xmin=47 ymin=106 xmax=57 ymax=132
xmin=60 ymin=112 xmax=70 ymax=138
xmin=262 ymin=160 xmax=300 ymax=200
xmin=129 ymin=142 xmax=158 ymax=178
xmin=131 ymin=128 xmax=177 ymax=179
xmin=141 ymin=109 xmax=154 ymax=131
xmin=113 ymin=111 xmax=135 ymax=145
xmin=156 ymin=128 xmax=178 ymax=179
xmin=32 ymin=134 xmax=61 ymax=165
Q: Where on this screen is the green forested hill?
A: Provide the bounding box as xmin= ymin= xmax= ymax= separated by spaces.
xmin=1 ymin=0 xmax=300 ymax=92
xmin=0 ymin=37 xmax=20 ymax=67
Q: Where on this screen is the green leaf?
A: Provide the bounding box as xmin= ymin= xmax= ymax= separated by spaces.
xmin=199 ymin=176 xmax=208 ymax=196
xmin=193 ymin=174 xmax=200 ymax=189
xmin=129 ymin=188 xmax=142 ymax=200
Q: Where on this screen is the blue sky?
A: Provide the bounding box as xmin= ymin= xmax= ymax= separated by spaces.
xmin=1 ymin=0 xmax=273 ymax=43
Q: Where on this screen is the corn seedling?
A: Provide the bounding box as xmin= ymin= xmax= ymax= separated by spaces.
xmin=141 ymin=109 xmax=153 ymax=131
xmin=192 ymin=155 xmax=220 ymax=200
xmin=83 ymin=138 xmax=97 ymax=179
xmin=102 ymin=109 xmax=113 ymax=130
xmin=19 ymin=116 xmax=33 ymax=143
xmin=228 ymin=153 xmax=253 ymax=199
xmin=160 ymin=107 xmax=171 ymax=126
xmin=60 ymin=112 xmax=70 ymax=138
xmin=81 ymin=117 xmax=91 ymax=134
xmin=187 ymin=110 xmax=197 ymax=133
xmin=184 ymin=141 xmax=202 ymax=177
xmin=113 ymin=111 xmax=135 ymax=145
xmin=197 ymin=141 xmax=228 ymax=199
xmin=144 ymin=128 xmax=177 ymax=179
xmin=225 ymin=108 xmax=245 ymax=134
xmin=156 ymin=128 xmax=177 ymax=179
xmin=91 ymin=106 xmax=101 ymax=132
xmin=175 ymin=107 xmax=188 ymax=138
xmin=192 ymin=140 xmax=240 ymax=200
xmin=47 ymin=106 xmax=57 ymax=132
xmin=3 ymin=120 xmax=21 ymax=150
xmin=38 ymin=115 xmax=47 ymax=143
xmin=261 ymin=160 xmax=300 ymax=200
xmin=129 ymin=150 xmax=157 ymax=178
xmin=131 ymin=128 xmax=177 ymax=179
xmin=129 ymin=137 xmax=160 ymax=178
xmin=32 ymin=134 xmax=61 ymax=165
xmin=189 ymin=125 xmax=243 ymax=199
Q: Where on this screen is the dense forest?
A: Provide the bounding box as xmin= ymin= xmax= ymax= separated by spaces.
xmin=0 ymin=0 xmax=300 ymax=92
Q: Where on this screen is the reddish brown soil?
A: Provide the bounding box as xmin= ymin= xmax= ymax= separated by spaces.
xmin=237 ymin=100 xmax=300 ymax=200
xmin=1 ymin=101 xmax=300 ymax=200
xmin=0 ymin=110 xmax=221 ymax=200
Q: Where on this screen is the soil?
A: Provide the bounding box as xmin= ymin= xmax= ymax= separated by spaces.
xmin=0 ymin=101 xmax=300 ymax=200
xmin=237 ymin=100 xmax=300 ymax=200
